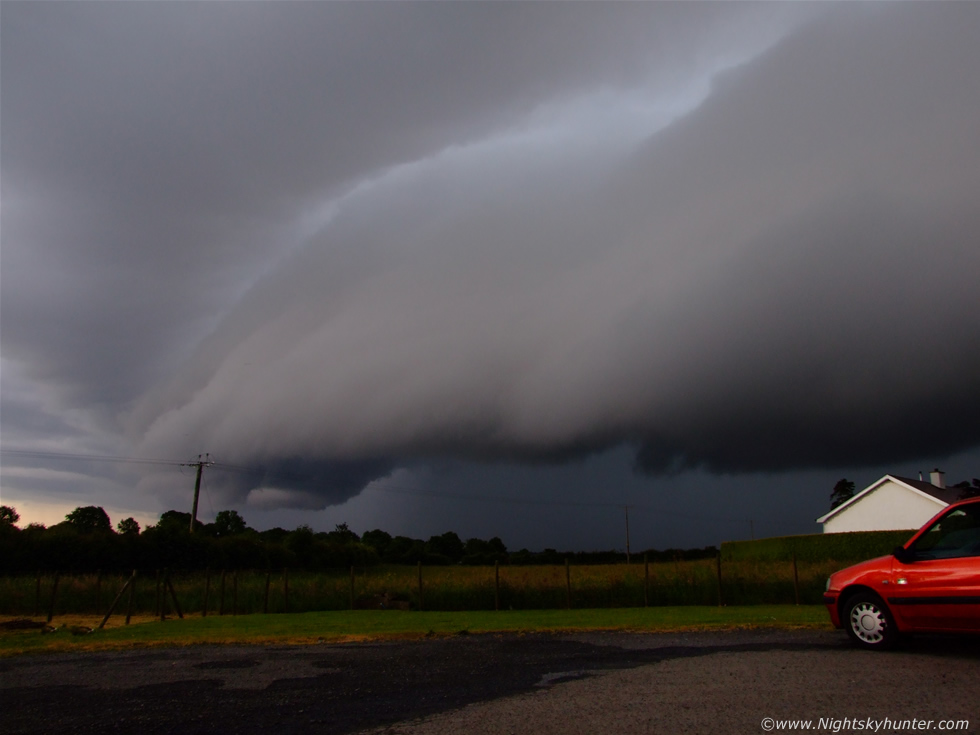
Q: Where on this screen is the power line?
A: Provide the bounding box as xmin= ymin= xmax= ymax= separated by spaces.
xmin=206 ymin=461 xmax=748 ymax=523
xmin=372 ymin=484 xmax=621 ymax=510
xmin=0 ymin=448 xmax=186 ymax=468
xmin=370 ymin=484 xmax=749 ymax=525
xmin=200 ymin=461 xmax=751 ymax=524
xmin=2 ymin=448 xmax=752 ymax=527
xmin=189 ymin=460 xmax=750 ymax=525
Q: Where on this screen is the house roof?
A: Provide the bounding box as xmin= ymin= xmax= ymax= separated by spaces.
xmin=889 ymin=476 xmax=963 ymax=505
xmin=816 ymin=474 xmax=957 ymax=524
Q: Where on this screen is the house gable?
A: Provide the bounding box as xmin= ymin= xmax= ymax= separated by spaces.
xmin=816 ymin=475 xmax=949 ymax=533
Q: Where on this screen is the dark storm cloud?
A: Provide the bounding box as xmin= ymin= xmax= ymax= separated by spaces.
xmin=3 ymin=2 xmax=978 ymax=514
xmin=633 ymin=198 xmax=980 ymax=474
xmin=129 ymin=3 xmax=980 ymax=493
xmin=3 ymin=0 xmax=781 ymax=407
xmin=195 ymin=457 xmax=397 ymax=511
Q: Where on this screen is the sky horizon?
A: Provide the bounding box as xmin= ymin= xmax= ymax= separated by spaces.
xmin=3 ymin=2 xmax=979 ymax=551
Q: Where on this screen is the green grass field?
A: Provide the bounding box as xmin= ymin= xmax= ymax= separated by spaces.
xmin=0 ymin=605 xmax=832 ymax=656
xmin=0 ymin=558 xmax=843 ymax=656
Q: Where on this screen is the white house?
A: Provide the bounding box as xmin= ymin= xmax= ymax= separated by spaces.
xmin=816 ymin=469 xmax=962 ymax=533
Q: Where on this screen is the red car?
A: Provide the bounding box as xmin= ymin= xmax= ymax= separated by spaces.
xmin=824 ymin=496 xmax=980 ymax=648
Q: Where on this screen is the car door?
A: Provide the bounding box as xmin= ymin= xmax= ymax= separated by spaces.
xmin=888 ymin=505 xmax=980 ymax=631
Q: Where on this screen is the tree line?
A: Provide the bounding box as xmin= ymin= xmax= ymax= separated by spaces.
xmin=0 ymin=505 xmax=717 ymax=574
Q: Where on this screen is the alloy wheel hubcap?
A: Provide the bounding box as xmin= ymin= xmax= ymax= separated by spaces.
xmin=850 ymin=602 xmax=886 ymax=643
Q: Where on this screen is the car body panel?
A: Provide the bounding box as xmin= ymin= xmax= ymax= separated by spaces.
xmin=887 ymin=556 xmax=980 ymax=630
xmin=824 ymin=497 xmax=980 ymax=635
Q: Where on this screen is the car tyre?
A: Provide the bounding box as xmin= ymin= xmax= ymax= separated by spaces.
xmin=843 ymin=591 xmax=898 ymax=649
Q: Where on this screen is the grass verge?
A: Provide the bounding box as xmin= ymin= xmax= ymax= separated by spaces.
xmin=1 ymin=605 xmax=831 ymax=656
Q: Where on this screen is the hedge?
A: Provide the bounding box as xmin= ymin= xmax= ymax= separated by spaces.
xmin=721 ymin=529 xmax=917 ymax=563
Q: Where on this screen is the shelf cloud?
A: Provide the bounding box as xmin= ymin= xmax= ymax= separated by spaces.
xmin=3 ymin=2 xmax=978 ymax=513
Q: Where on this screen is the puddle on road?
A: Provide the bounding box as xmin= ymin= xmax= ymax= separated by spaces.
xmin=535 ymin=670 xmax=593 ymax=687
xmin=193 ymin=659 xmax=260 ymax=670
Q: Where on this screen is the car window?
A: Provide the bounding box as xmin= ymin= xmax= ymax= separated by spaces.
xmin=909 ymin=507 xmax=980 ymax=560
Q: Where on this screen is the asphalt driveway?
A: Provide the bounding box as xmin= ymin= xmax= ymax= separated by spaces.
xmin=2 ymin=630 xmax=977 ymax=734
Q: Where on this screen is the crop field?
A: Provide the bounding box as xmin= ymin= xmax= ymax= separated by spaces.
xmin=0 ymin=558 xmax=849 ymax=619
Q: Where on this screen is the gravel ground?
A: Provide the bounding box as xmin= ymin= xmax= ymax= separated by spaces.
xmin=2 ymin=629 xmax=977 ymax=734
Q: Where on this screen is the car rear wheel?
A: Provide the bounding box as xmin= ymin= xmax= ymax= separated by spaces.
xmin=843 ymin=592 xmax=897 ymax=649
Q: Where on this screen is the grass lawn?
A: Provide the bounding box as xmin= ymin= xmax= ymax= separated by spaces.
xmin=0 ymin=605 xmax=832 ymax=656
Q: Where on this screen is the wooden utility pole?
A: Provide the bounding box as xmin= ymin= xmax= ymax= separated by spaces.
xmin=187 ymin=453 xmax=212 ymax=533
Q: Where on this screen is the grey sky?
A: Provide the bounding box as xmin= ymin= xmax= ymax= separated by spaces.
xmin=2 ymin=2 xmax=978 ymax=549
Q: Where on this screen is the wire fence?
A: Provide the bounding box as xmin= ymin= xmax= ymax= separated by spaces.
xmin=0 ymin=555 xmax=841 ymax=622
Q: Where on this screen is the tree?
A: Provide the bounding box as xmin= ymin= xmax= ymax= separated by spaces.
xmin=0 ymin=505 xmax=19 ymax=528
xmin=213 ymin=510 xmax=247 ymax=536
xmin=385 ymin=535 xmax=425 ymax=564
xmin=64 ymin=506 xmax=112 ymax=533
xmin=461 ymin=535 xmax=508 ymax=565
xmin=952 ymin=478 xmax=980 ymax=500
xmin=116 ymin=517 xmax=140 ymax=535
xmin=488 ymin=536 xmax=507 ymax=555
xmin=426 ymin=531 xmax=465 ymax=563
xmin=259 ymin=526 xmax=289 ymax=544
xmin=285 ymin=524 xmax=315 ymax=556
xmin=328 ymin=522 xmax=359 ymax=544
xmin=361 ymin=529 xmax=392 ymax=555
xmin=156 ymin=509 xmax=204 ymax=532
xmin=830 ymin=479 xmax=856 ymax=510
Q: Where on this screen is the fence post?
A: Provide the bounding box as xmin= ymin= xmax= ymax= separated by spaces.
xmin=160 ymin=569 xmax=169 ymax=621
xmin=125 ymin=570 xmax=137 ymax=625
xmin=263 ymin=570 xmax=271 ymax=614
xmin=167 ymin=573 xmax=183 ymax=619
xmin=350 ymin=566 xmax=355 ymax=611
xmin=792 ymin=553 xmax=800 ymax=606
xmin=167 ymin=572 xmax=184 ymax=620
xmin=417 ymin=561 xmax=424 ymax=611
xmin=494 ymin=561 xmax=500 ymax=611
xmin=99 ymin=571 xmax=136 ymax=629
xmin=34 ymin=571 xmax=42 ymax=617
xmin=154 ymin=570 xmax=161 ymax=617
xmin=95 ymin=569 xmax=102 ymax=614
xmin=219 ymin=570 xmax=227 ymax=616
xmin=644 ymin=554 xmax=649 ymax=608
xmin=716 ymin=552 xmax=723 ymax=607
xmin=46 ymin=573 xmax=60 ymax=623
xmin=203 ymin=568 xmax=211 ymax=617
xmin=283 ymin=568 xmax=289 ymax=613
xmin=232 ymin=572 xmax=238 ymax=616
xmin=565 ymin=558 xmax=571 ymax=610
